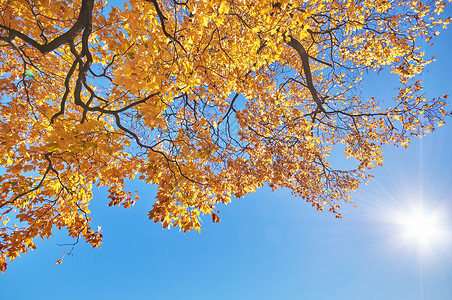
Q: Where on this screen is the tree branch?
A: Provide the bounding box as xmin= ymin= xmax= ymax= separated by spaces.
xmin=0 ymin=0 xmax=94 ymax=54
xmin=287 ymin=36 xmax=326 ymax=115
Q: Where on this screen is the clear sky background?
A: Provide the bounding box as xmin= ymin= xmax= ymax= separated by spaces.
xmin=1 ymin=5 xmax=452 ymax=300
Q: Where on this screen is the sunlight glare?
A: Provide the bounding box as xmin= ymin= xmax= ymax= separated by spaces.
xmin=396 ymin=207 xmax=444 ymax=247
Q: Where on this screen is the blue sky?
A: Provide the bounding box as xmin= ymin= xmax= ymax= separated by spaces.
xmin=1 ymin=5 xmax=452 ymax=300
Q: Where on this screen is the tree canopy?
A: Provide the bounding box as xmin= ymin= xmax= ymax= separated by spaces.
xmin=0 ymin=0 xmax=450 ymax=271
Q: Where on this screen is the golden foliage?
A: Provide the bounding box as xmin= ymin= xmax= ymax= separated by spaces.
xmin=0 ymin=0 xmax=450 ymax=271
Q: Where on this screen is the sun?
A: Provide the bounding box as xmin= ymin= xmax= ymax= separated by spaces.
xmin=395 ymin=206 xmax=446 ymax=248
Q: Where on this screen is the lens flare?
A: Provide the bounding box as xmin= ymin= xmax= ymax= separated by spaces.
xmin=394 ymin=207 xmax=446 ymax=249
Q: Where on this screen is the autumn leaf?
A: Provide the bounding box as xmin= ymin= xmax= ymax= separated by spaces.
xmin=211 ymin=213 xmax=220 ymax=223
